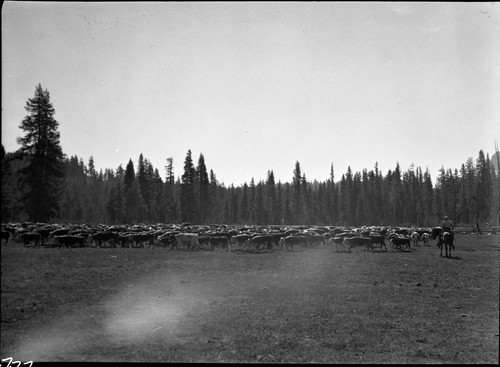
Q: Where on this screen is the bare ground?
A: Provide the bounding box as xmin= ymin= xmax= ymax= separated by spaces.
xmin=1 ymin=234 xmax=499 ymax=363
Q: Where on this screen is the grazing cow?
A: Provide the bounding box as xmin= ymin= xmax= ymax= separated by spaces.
xmin=209 ymin=236 xmax=231 ymax=251
xmin=248 ymin=235 xmax=273 ymax=250
xmin=174 ymin=233 xmax=200 ymax=251
xmin=343 ymin=237 xmax=372 ymax=252
xmin=36 ymin=228 xmax=53 ymax=244
xmin=281 ymin=235 xmax=307 ymax=251
xmin=390 ymin=236 xmax=411 ymax=251
xmin=231 ymin=234 xmax=253 ymax=248
xmin=369 ymin=233 xmax=387 ymax=251
xmin=87 ymin=231 xmax=119 ymax=248
xmin=197 ymin=235 xmax=212 ymax=249
xmin=21 ymin=232 xmax=42 ymax=247
xmin=306 ymin=234 xmax=326 ymax=248
xmin=152 ymin=233 xmax=177 ymax=249
xmin=49 ymin=228 xmax=69 ymax=241
xmin=54 ymin=235 xmax=86 ymax=248
xmin=411 ymin=231 xmax=420 ymax=245
xmin=116 ymin=233 xmax=134 ymax=247
xmin=329 ymin=233 xmax=356 ymax=251
xmin=421 ymin=232 xmax=430 ymax=246
xmin=329 ymin=236 xmax=346 ymax=251
xmin=130 ymin=233 xmax=156 ymax=248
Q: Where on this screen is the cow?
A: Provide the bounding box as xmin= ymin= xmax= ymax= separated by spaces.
xmin=54 ymin=235 xmax=86 ymax=248
xmin=306 ymin=234 xmax=326 ymax=248
xmin=430 ymin=227 xmax=442 ymax=241
xmin=421 ymin=232 xmax=430 ymax=246
xmin=87 ymin=231 xmax=119 ymax=248
xmin=1 ymin=230 xmax=11 ymax=245
xmin=411 ymin=231 xmax=420 ymax=246
xmin=35 ymin=228 xmax=53 ymax=244
xmin=197 ymin=235 xmax=212 ymax=249
xmin=209 ymin=235 xmax=231 ymax=251
xmin=329 ymin=236 xmax=347 ymax=251
xmin=151 ymin=233 xmax=177 ymax=249
xmin=281 ymin=235 xmax=307 ymax=251
xmin=369 ymin=233 xmax=387 ymax=251
xmin=21 ymin=232 xmax=42 ymax=247
xmin=231 ymin=234 xmax=253 ymax=249
xmin=390 ymin=236 xmax=411 ymax=251
xmin=343 ymin=237 xmax=372 ymax=252
xmin=174 ymin=233 xmax=200 ymax=251
xmin=329 ymin=233 xmax=356 ymax=251
xmin=116 ymin=233 xmax=134 ymax=247
xmin=49 ymin=228 xmax=70 ymax=242
xmin=130 ymin=232 xmax=156 ymax=248
xmin=248 ymin=235 xmax=273 ymax=250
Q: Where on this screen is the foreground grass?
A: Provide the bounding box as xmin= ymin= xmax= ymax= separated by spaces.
xmin=1 ymin=235 xmax=499 ymax=363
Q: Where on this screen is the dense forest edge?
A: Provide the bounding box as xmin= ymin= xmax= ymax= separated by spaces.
xmin=2 ymin=84 xmax=500 ymax=229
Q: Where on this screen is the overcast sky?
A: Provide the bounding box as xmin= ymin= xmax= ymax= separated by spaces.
xmin=2 ymin=2 xmax=499 ymax=186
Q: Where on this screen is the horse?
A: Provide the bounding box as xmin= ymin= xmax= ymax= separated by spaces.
xmin=436 ymin=229 xmax=455 ymax=258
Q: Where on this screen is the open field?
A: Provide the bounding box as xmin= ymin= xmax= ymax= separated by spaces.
xmin=1 ymin=234 xmax=499 ymax=363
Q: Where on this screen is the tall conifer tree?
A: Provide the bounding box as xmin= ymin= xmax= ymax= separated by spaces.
xmin=180 ymin=150 xmax=196 ymax=223
xmin=17 ymin=84 xmax=65 ymax=222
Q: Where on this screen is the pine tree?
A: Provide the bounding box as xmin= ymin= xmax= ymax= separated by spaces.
xmin=292 ymin=161 xmax=303 ymax=224
xmin=180 ymin=150 xmax=196 ymax=223
xmin=123 ymin=159 xmax=135 ymax=194
xmin=196 ymin=153 xmax=210 ymax=224
xmin=16 ymin=84 xmax=65 ymax=222
xmin=240 ymin=182 xmax=249 ymax=223
xmin=475 ymin=150 xmax=491 ymax=226
xmin=164 ymin=157 xmax=178 ymax=222
xmin=265 ymin=170 xmax=276 ymax=224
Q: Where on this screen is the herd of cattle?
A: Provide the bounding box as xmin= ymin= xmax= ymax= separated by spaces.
xmin=0 ymin=222 xmax=443 ymax=253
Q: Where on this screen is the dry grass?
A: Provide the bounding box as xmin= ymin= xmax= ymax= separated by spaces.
xmin=1 ymin=234 xmax=499 ymax=363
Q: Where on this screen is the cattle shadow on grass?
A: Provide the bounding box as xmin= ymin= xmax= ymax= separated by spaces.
xmin=230 ymin=249 xmax=274 ymax=255
xmin=440 ymin=255 xmax=462 ymax=260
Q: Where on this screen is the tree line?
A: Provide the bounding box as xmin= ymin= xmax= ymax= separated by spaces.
xmin=2 ymin=84 xmax=499 ymax=229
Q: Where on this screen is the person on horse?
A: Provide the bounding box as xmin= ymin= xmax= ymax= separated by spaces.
xmin=441 ymin=216 xmax=455 ymax=249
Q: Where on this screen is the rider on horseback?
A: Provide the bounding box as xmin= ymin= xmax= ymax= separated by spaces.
xmin=441 ymin=216 xmax=455 ymax=249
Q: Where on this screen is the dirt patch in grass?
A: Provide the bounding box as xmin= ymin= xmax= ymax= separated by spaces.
xmin=1 ymin=235 xmax=499 ymax=363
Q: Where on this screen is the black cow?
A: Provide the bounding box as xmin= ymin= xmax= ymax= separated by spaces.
xmin=343 ymin=237 xmax=372 ymax=252
xmin=280 ymin=235 xmax=307 ymax=251
xmin=36 ymin=228 xmax=53 ymax=244
xmin=390 ymin=236 xmax=411 ymax=251
xmin=248 ymin=235 xmax=273 ymax=250
xmin=21 ymin=232 xmax=42 ymax=247
xmin=369 ymin=234 xmax=387 ymax=251
xmin=130 ymin=233 xmax=156 ymax=248
xmin=231 ymin=234 xmax=253 ymax=248
xmin=87 ymin=231 xmax=119 ymax=248
xmin=430 ymin=227 xmax=442 ymax=241
xmin=54 ymin=235 xmax=86 ymax=248
xmin=209 ymin=235 xmax=231 ymax=251
xmin=49 ymin=228 xmax=70 ymax=241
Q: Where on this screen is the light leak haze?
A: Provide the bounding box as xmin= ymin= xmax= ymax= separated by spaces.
xmin=2 ymin=2 xmax=499 ymax=186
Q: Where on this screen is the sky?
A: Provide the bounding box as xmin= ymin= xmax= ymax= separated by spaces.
xmin=2 ymin=2 xmax=499 ymax=186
